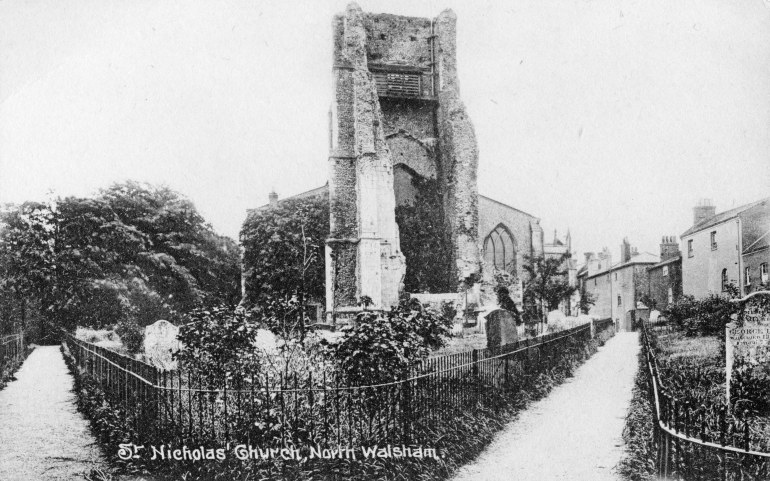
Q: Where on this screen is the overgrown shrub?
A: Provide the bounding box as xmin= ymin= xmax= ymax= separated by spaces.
xmin=323 ymin=297 xmax=451 ymax=385
xmin=731 ymin=358 xmax=770 ymax=418
xmin=494 ymin=271 xmax=522 ymax=324
xmin=175 ymin=305 xmax=260 ymax=383
xmin=663 ymin=287 xmax=740 ymax=337
xmin=115 ymin=319 xmax=143 ymax=353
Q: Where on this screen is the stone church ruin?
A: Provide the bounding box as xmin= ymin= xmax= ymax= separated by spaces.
xmin=244 ymin=4 xmax=575 ymax=329
xmin=325 ymin=3 xmax=481 ymax=322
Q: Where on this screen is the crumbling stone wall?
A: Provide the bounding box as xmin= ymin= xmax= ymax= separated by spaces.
xmin=326 ymin=3 xmax=481 ymax=321
xmin=326 ymin=3 xmax=406 ymax=322
xmin=434 ymin=9 xmax=481 ymax=285
xmin=380 ymin=99 xmax=436 ymax=139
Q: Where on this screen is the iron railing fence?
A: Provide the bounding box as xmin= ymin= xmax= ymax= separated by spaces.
xmin=0 ymin=332 xmax=24 ymax=373
xmin=593 ymin=318 xmax=614 ymax=333
xmin=640 ymin=321 xmax=770 ymax=480
xmin=64 ymin=320 xmax=610 ymax=455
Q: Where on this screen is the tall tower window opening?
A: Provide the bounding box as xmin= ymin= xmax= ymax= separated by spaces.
xmin=483 ymin=225 xmax=516 ymax=274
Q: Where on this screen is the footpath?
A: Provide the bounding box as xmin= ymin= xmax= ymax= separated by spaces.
xmin=0 ymin=346 xmax=107 ymax=480
xmin=451 ymin=332 xmax=640 ymax=481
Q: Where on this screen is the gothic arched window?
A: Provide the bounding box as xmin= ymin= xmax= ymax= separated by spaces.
xmin=483 ymin=224 xmax=516 ymax=274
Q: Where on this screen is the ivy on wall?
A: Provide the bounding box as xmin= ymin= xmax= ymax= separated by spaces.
xmin=395 ymin=177 xmax=454 ymax=294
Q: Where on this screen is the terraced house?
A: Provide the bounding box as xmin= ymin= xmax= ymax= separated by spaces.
xmin=680 ymin=198 xmax=770 ymax=297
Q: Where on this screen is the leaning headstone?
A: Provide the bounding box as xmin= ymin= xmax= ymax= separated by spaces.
xmin=143 ymin=320 xmax=180 ymax=371
xmin=726 ymin=293 xmax=770 ymax=404
xmin=486 ymin=309 xmax=519 ymax=350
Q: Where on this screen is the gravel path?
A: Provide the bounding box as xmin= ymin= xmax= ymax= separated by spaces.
xmin=451 ymin=332 xmax=640 ymax=481
xmin=0 ymin=346 xmax=107 ymax=480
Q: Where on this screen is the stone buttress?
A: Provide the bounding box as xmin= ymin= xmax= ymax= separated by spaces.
xmin=326 ymin=3 xmax=406 ymax=323
xmin=325 ymin=3 xmax=481 ymax=323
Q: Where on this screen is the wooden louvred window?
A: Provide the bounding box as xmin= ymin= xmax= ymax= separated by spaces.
xmin=373 ymin=71 xmax=421 ymax=98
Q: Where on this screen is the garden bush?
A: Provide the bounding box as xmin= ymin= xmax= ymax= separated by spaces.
xmin=663 ymin=287 xmax=740 ymax=337
xmin=322 ymin=297 xmax=452 ymax=385
xmin=115 ymin=319 xmax=143 ymax=353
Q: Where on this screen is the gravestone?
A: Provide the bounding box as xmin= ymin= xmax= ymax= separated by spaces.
xmin=547 ymin=310 xmax=567 ymax=332
xmin=143 ymin=320 xmax=180 ymax=371
xmin=486 ymin=309 xmax=519 ymax=350
xmin=726 ymin=292 xmax=770 ymax=404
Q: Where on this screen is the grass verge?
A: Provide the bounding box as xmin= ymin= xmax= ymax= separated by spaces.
xmin=616 ymin=348 xmax=656 ymax=481
xmin=63 ymin=328 xmax=615 ymax=481
xmin=0 ymin=344 xmax=33 ymax=391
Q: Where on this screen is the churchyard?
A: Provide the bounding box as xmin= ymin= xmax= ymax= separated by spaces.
xmin=618 ymin=292 xmax=770 ymax=480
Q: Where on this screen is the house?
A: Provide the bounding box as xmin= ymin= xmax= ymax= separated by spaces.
xmin=646 ymin=236 xmax=682 ymax=310
xmin=680 ymin=198 xmax=770 ymax=298
xmin=578 ymin=238 xmax=659 ymax=331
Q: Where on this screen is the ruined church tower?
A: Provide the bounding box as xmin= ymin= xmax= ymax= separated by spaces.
xmin=326 ymin=3 xmax=480 ymax=323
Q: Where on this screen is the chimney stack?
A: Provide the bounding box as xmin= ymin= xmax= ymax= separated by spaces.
xmin=621 ymin=237 xmax=632 ymax=263
xmin=268 ymin=190 xmax=279 ymax=207
xmin=584 ymin=252 xmax=595 ymax=263
xmin=693 ymin=198 xmax=716 ymax=225
xmin=660 ymin=236 xmax=680 ymax=261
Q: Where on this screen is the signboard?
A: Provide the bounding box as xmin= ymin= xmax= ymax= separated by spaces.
xmin=726 ymin=291 xmax=770 ymax=404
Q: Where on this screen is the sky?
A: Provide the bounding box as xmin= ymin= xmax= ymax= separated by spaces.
xmin=2 ymin=0 xmax=770 ymax=264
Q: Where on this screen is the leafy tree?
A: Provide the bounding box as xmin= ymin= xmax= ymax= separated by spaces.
xmin=0 ymin=198 xmax=145 ymax=341
xmin=395 ymin=177 xmax=454 ymax=293
xmin=0 ymin=183 xmax=241 ymax=341
xmin=578 ymin=284 xmax=596 ymax=314
xmin=522 ymin=253 xmax=577 ymax=323
xmin=98 ymin=181 xmax=241 ymax=311
xmin=241 ymin=194 xmax=329 ymax=340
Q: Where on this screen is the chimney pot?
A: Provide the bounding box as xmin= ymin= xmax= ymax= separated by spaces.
xmin=693 ymin=199 xmax=716 ymax=225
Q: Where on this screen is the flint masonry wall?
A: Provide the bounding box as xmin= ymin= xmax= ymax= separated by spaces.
xmin=326 ymin=4 xmax=406 ymax=320
xmin=364 ymin=7 xmax=481 ymax=287
xmin=326 ymin=3 xmax=481 ymax=322
xmin=434 ymin=9 xmax=481 ymax=283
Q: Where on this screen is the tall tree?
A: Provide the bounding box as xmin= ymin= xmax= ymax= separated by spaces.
xmin=241 ymin=194 xmax=329 ymax=339
xmin=522 ymin=253 xmax=577 ymax=323
xmin=0 ymin=183 xmax=241 ymax=341
xmin=98 ymin=181 xmax=241 ymax=311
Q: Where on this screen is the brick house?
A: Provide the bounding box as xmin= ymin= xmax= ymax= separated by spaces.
xmin=578 ymin=238 xmax=659 ymax=331
xmin=646 ymin=236 xmax=682 ymax=310
xmin=680 ymin=198 xmax=770 ymax=298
